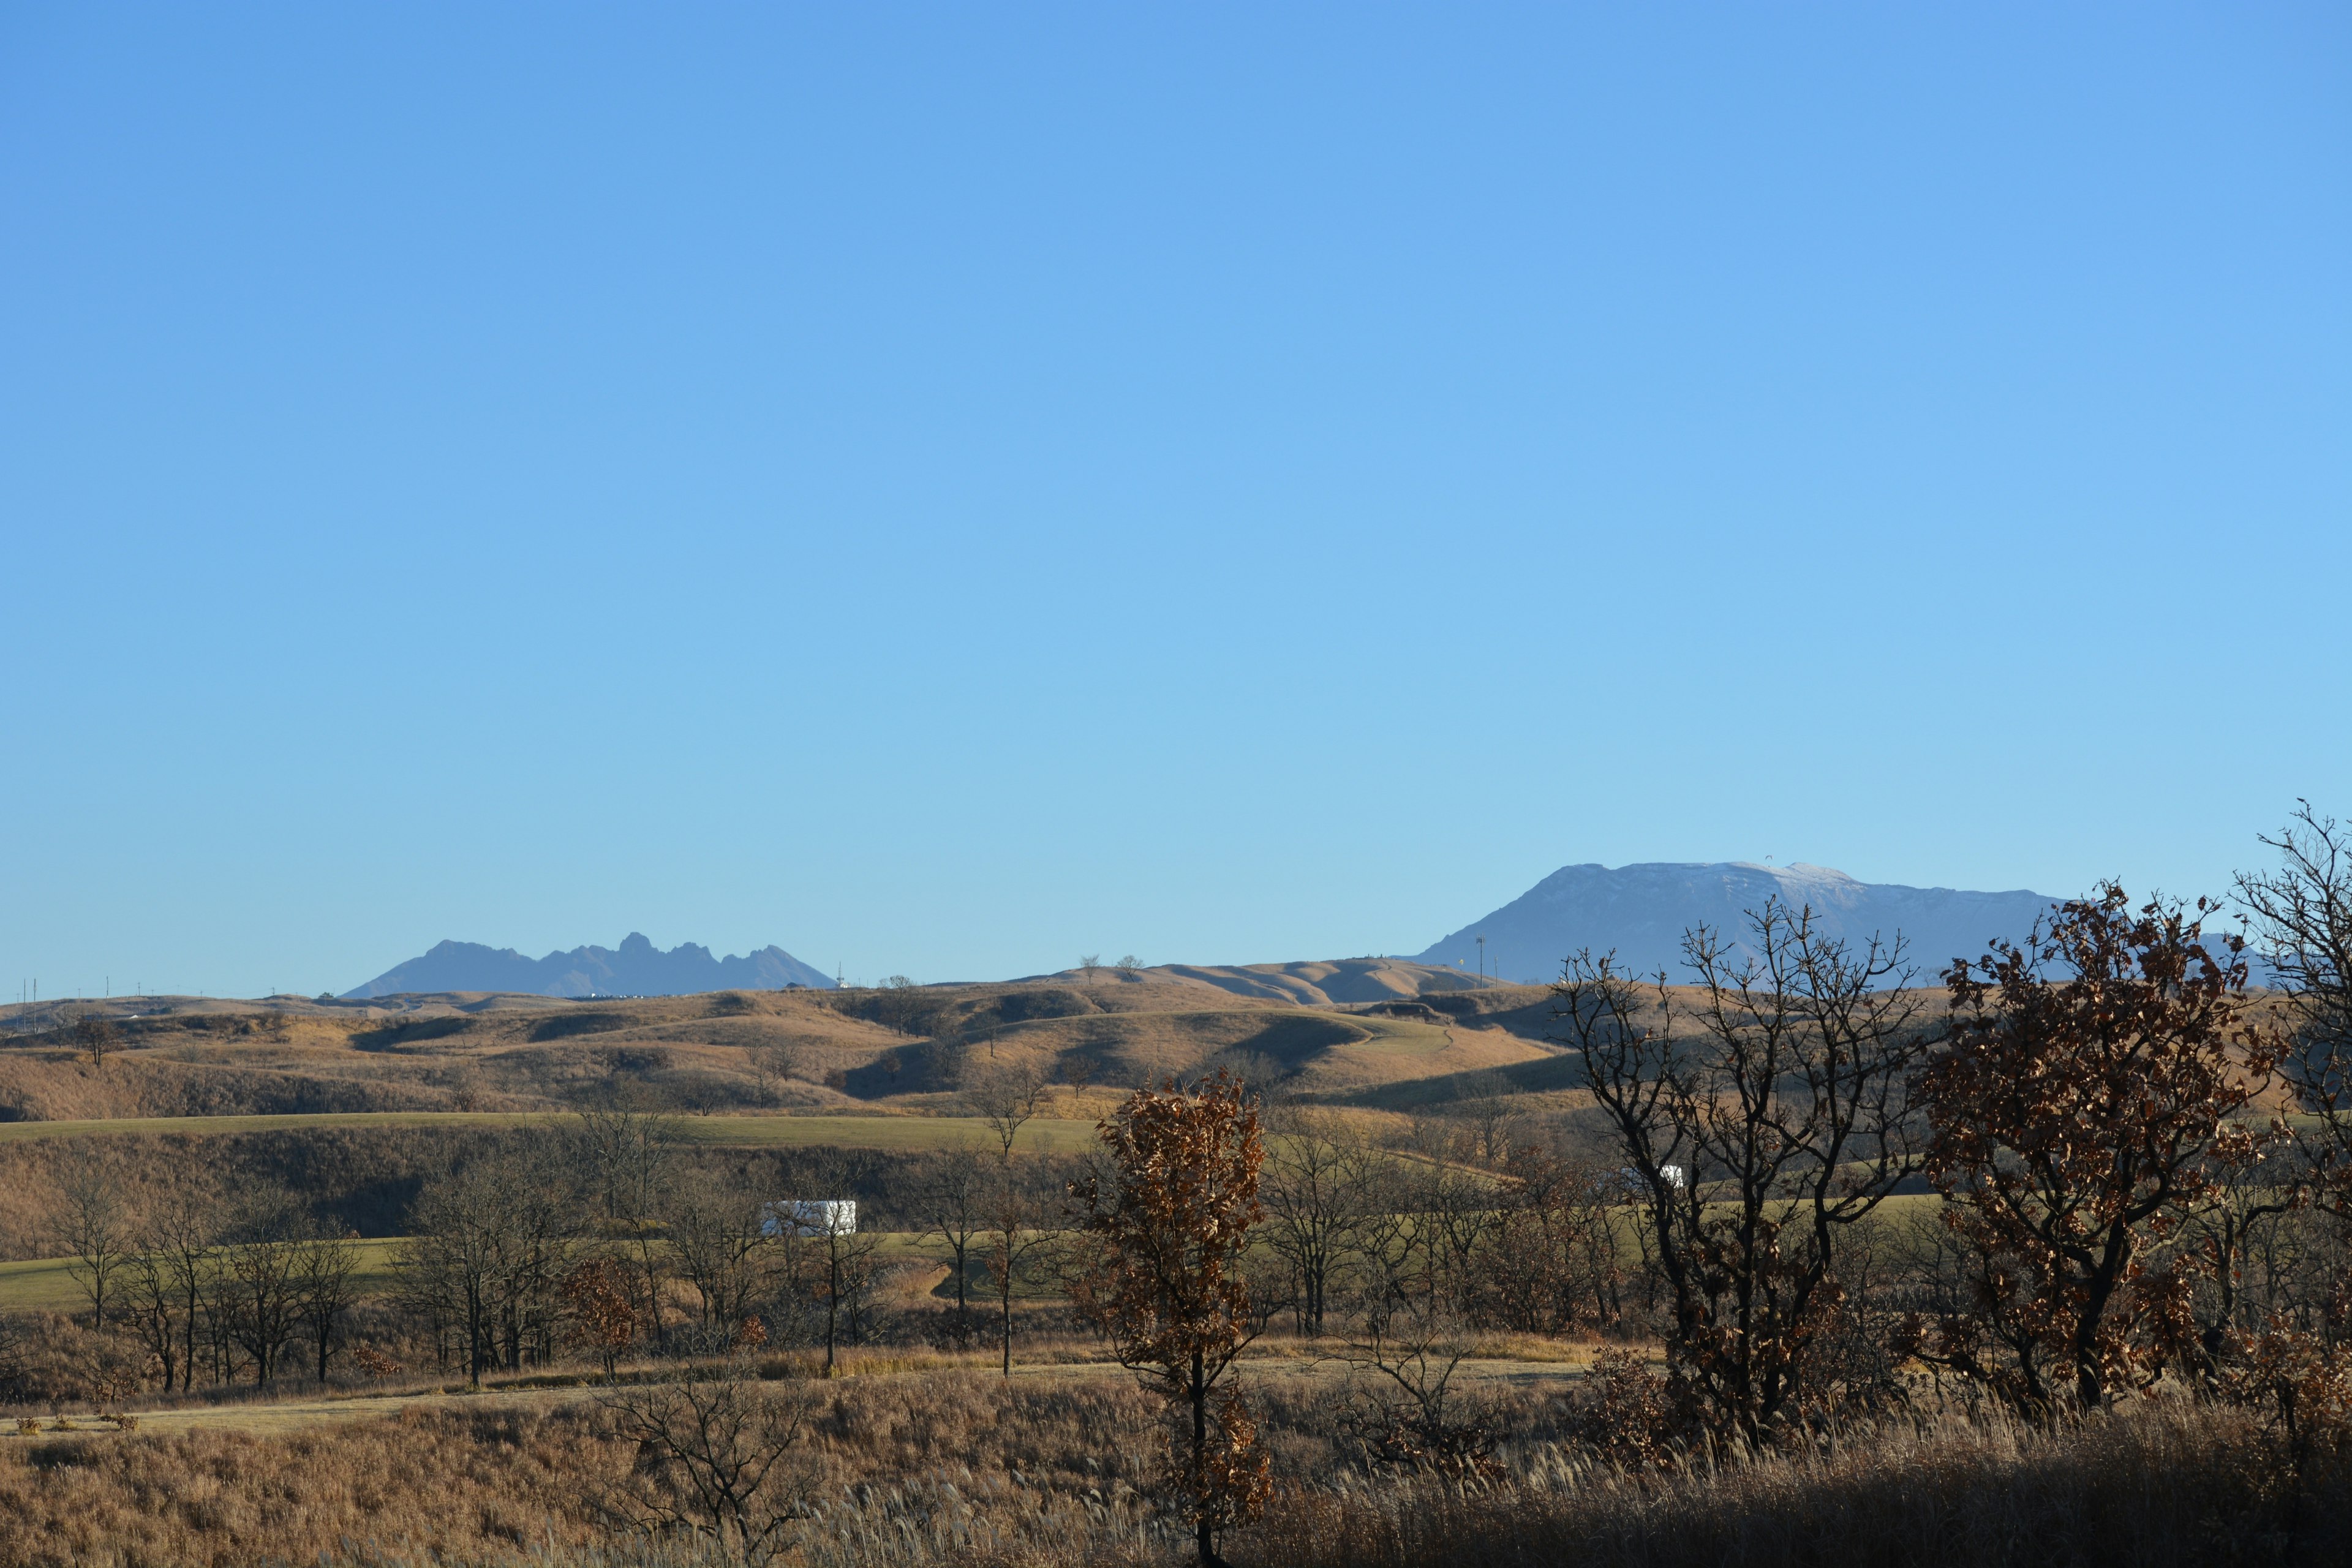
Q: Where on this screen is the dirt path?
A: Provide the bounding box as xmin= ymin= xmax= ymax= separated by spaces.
xmin=12 ymin=1354 xmax=1596 ymax=1440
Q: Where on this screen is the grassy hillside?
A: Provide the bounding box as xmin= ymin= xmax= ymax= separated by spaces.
xmin=0 ymin=969 xmax=1549 ymax=1123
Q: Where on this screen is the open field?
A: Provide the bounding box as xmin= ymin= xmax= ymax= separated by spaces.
xmin=0 ymin=1366 xmax=2333 ymax=1568
xmin=0 ymin=1110 xmax=1106 ymax=1153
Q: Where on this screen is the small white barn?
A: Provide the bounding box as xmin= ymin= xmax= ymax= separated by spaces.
xmin=762 ymin=1199 xmax=857 ymax=1237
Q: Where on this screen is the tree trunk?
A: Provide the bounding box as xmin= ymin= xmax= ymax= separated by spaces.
xmin=824 ymin=1250 xmax=840 ymax=1378
xmin=1193 ymin=1348 xmax=1218 ymax=1566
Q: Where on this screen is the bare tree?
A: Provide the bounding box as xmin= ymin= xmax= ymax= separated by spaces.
xmin=1450 ymin=1070 xmax=1518 ymax=1168
xmin=2237 ymin=801 xmax=2352 ymax=1193
xmin=295 ymin=1226 xmax=362 ymax=1383
xmin=1341 ymin=1298 xmax=1499 ymax=1480
xmin=782 ymin=1159 xmax=884 ymax=1378
xmin=221 ymin=1191 xmax=309 ymax=1384
xmin=981 ymin=1173 xmax=1054 ymax=1375
xmin=68 ymin=1009 xmax=121 ymax=1071
xmin=574 ymin=1104 xmax=677 ymax=1351
xmin=1079 ymin=954 xmax=1102 ymax=981
xmin=812 ymin=1207 xmax=882 ymax=1377
xmin=921 ymin=1149 xmax=987 ymax=1343
xmin=50 ymin=1158 xmax=132 ymax=1330
xmin=148 ymin=1186 xmax=224 ymax=1390
xmin=399 ymin=1143 xmax=588 ymax=1388
xmin=1259 ymin=1107 xmax=1371 ymax=1336
xmin=1413 ymin=1128 xmax=1502 ymax=1317
xmin=595 ymin=1355 xmax=815 ymax=1564
xmin=964 ymin=1060 xmax=1049 ymax=1162
xmin=575 ymin=1102 xmax=679 ymax=1224
xmin=748 ymin=1041 xmax=804 ymax=1101
xmin=1056 ymin=1052 xmax=1098 ymax=1114
xmin=122 ymin=1244 xmax=189 ymax=1393
xmin=1551 ymin=899 xmax=1927 ymax=1441
xmin=1479 ymin=1147 xmax=1624 ymax=1335
xmin=665 ymin=1172 xmax=776 ymax=1342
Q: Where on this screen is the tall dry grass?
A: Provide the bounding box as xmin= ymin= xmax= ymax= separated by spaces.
xmin=0 ymin=1370 xmax=2334 ymax=1567
xmin=1242 ymin=1402 xmax=2346 ymax=1568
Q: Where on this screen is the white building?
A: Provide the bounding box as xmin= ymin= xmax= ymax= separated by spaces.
xmin=761 ymin=1199 xmax=857 ymax=1237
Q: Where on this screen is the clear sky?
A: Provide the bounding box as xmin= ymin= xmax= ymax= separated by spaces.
xmin=2 ymin=4 xmax=2346 ymax=1000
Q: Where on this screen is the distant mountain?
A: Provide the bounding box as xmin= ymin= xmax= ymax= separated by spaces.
xmin=1412 ymin=862 xmax=2064 ymax=986
xmin=345 ymin=932 xmax=835 ymax=998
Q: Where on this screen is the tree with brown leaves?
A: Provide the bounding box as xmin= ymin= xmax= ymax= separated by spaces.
xmin=1911 ymin=884 xmax=2285 ymax=1417
xmin=1069 ymin=1072 xmax=1271 ymax=1568
xmin=564 ymin=1256 xmax=639 ymax=1382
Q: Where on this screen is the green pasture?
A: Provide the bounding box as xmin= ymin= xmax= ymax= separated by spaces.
xmin=0 ymin=1231 xmax=960 ymax=1314
xmin=0 ymin=1237 xmax=409 ymax=1313
xmin=0 ymin=1112 xmax=1102 ymax=1155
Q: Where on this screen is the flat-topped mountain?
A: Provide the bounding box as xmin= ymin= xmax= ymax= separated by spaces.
xmin=1412 ymin=861 xmax=2064 ymax=986
xmin=345 ymin=932 xmax=835 ymax=998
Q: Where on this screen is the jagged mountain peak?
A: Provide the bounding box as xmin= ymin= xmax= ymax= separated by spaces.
xmin=346 ymin=934 xmax=834 ymax=998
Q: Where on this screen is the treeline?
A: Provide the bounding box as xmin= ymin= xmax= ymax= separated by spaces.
xmin=34 ymin=1164 xmax=364 ymax=1400
xmin=0 ymin=1126 xmax=1058 ymax=1261
xmin=6 ymin=1116 xmax=1087 ymax=1404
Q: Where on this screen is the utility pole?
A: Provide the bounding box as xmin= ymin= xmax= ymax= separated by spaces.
xmin=1476 ymin=935 xmax=1486 ymax=985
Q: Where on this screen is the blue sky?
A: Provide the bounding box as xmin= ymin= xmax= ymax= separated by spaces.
xmin=2 ymin=4 xmax=2345 ymax=998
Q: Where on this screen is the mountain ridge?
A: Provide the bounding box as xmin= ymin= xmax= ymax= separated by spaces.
xmin=1411 ymin=860 xmax=2064 ymax=986
xmin=345 ymin=933 xmax=835 ymax=998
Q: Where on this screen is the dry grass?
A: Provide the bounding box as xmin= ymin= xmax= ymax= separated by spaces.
xmin=0 ymin=1359 xmax=2327 ymax=1567
xmin=0 ymin=971 xmax=1577 ymax=1131
xmin=0 ymin=1372 xmax=1178 ymax=1568
xmin=1242 ymin=1403 xmax=2348 ymax=1568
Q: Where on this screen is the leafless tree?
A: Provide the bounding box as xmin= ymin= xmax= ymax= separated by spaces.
xmin=1056 ymin=1052 xmax=1098 ymax=1114
xmin=2237 ymin=801 xmax=2352 ymax=1191
xmin=399 ymin=1142 xmax=588 ymax=1387
xmin=748 ymin=1041 xmax=804 ymax=1100
xmin=575 ymin=1102 xmax=679 ymax=1224
xmin=1413 ymin=1129 xmax=1502 ymax=1317
xmin=49 ymin=1157 xmax=132 ymax=1330
xmin=295 ymin=1226 xmax=363 ymax=1383
xmin=964 ymin=1060 xmax=1050 ymax=1161
xmin=595 ymin=1355 xmax=816 ymax=1564
xmin=1341 ymin=1298 xmax=1499 ymax=1480
xmin=1450 ymin=1071 xmax=1518 ymax=1168
xmin=148 ymin=1187 xmax=225 ymax=1389
xmin=574 ymin=1104 xmax=677 ymax=1350
xmin=921 ymin=1149 xmax=987 ymax=1343
xmin=982 ymin=1173 xmax=1054 ymax=1376
xmin=1551 ymin=899 xmax=1927 ymax=1441
xmin=68 ymin=1009 xmax=121 ymax=1071
xmin=665 ymin=1172 xmax=776 ymax=1341
xmin=1260 ymin=1107 xmax=1372 ymax=1335
xmin=221 ymin=1191 xmax=309 ymax=1383
xmin=1477 ymin=1148 xmax=1625 ymax=1335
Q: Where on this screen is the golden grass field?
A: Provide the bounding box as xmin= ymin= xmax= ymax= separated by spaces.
xmin=0 ymin=967 xmax=1572 ymax=1125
